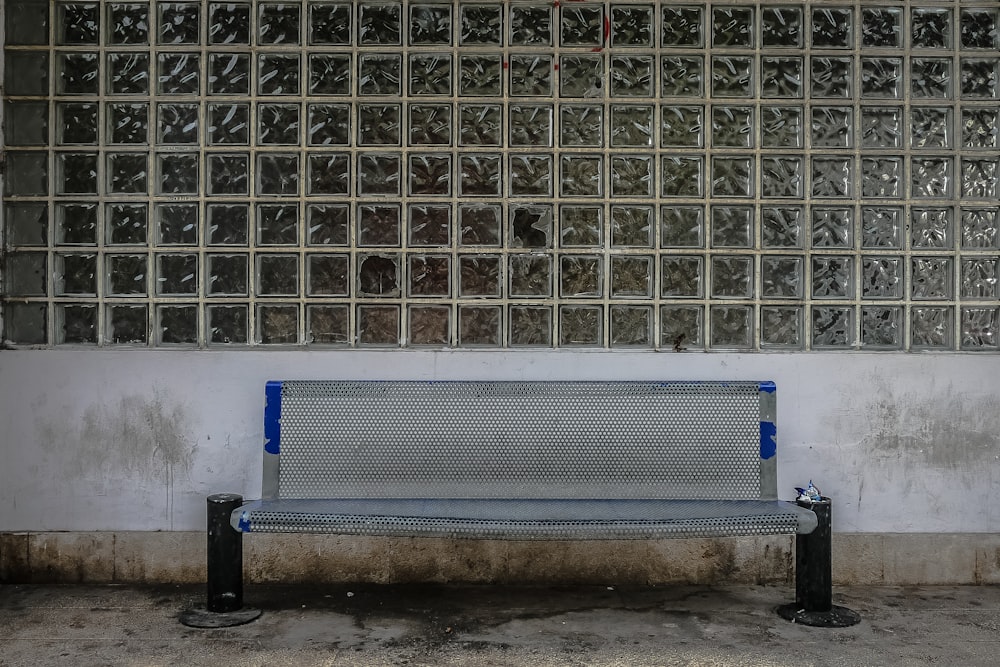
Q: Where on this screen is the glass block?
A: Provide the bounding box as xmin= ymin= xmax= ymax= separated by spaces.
xmin=509 ymin=155 xmax=553 ymax=196
xmin=307 ymin=255 xmax=349 ymax=296
xmin=510 ymin=306 xmax=551 ymax=347
xmin=711 ymin=206 xmax=753 ymax=248
xmin=812 ymin=256 xmax=854 ymax=298
xmin=6 ymin=152 xmax=48 ymax=195
xmin=510 ymin=55 xmax=552 ymax=96
xmin=459 ymin=205 xmax=501 ymax=246
xmin=409 ymin=104 xmax=451 ymax=146
xmin=308 ymin=104 xmax=350 ymax=146
xmin=559 ymin=306 xmax=602 ymax=347
xmin=409 ymin=306 xmax=450 ymax=346
xmin=57 ymin=3 xmax=98 ymax=44
xmin=611 ymin=105 xmax=654 ymax=147
xmin=358 ymin=2 xmax=401 ymax=44
xmin=156 ymin=254 xmax=198 ymax=295
xmin=660 ymin=256 xmax=702 ymax=298
xmin=711 ymin=106 xmax=753 ymax=148
xmin=5 ymin=203 xmax=48 ymax=246
xmin=208 ymin=154 xmax=249 ymax=195
xmin=661 ymin=305 xmax=703 ymax=350
xmin=460 ymin=155 xmax=501 ymax=196
xmin=962 ymin=159 xmax=998 ymax=199
xmin=158 ymin=305 xmax=197 ymax=345
xmin=762 ymin=7 xmax=802 ymax=47
xmin=57 ymin=103 xmax=98 ymax=144
xmin=258 ymin=54 xmax=300 ymax=95
xmin=259 ymin=2 xmax=299 ymax=44
xmin=560 ymin=206 xmax=603 ymax=247
xmin=258 ymin=305 xmax=299 ymax=345
xmin=662 ymin=206 xmax=703 ymax=248
xmin=207 ymin=254 xmax=248 ymax=294
xmin=862 ymin=8 xmax=900 ymax=47
xmin=712 ymin=7 xmax=752 ymax=47
xmin=207 ymin=204 xmax=249 ymax=245
xmin=459 ymin=56 xmax=502 ymax=96
xmin=258 ymin=204 xmax=298 ymax=245
xmin=811 ymin=107 xmax=852 ymax=148
xmin=661 ymin=106 xmax=703 ymax=148
xmin=611 ymin=206 xmax=652 ymax=247
xmin=561 ymin=5 xmax=603 ymax=46
xmin=208 ymin=305 xmax=248 ymax=344
xmin=309 ymin=54 xmax=351 ymax=95
xmin=56 ymin=204 xmax=97 ymax=245
xmin=911 ymin=157 xmax=953 ymax=198
xmin=911 ymin=208 xmax=952 ymax=249
xmin=208 ymin=104 xmax=250 ymax=145
xmin=510 ymin=205 xmax=552 ymax=248
xmin=358 ymin=154 xmax=401 ymax=195
xmin=209 ymin=53 xmax=250 ymax=94
xmin=307 ymin=204 xmax=349 ymax=246
xmin=812 ymin=8 xmax=852 ymax=48
xmin=611 ymin=306 xmax=651 ymax=347
xmin=661 ymin=56 xmax=703 ymax=97
xmin=862 ymin=207 xmax=902 ymax=248
xmin=861 ymin=257 xmax=902 ymax=298
xmin=711 ymin=56 xmax=753 ymax=97
xmin=710 ymin=306 xmax=752 ymax=349
xmin=760 ymin=106 xmax=802 ymax=148
xmin=56 ymin=304 xmax=96 ymax=344
xmin=509 ymin=255 xmax=552 ymax=297
xmin=459 ymin=104 xmax=501 ymax=146
xmin=611 ymin=5 xmax=653 ymax=47
xmin=108 ymin=153 xmax=148 ymax=194
xmin=560 ymin=256 xmax=602 ymax=297
xmin=862 ymin=307 xmax=902 ymax=349
xmin=58 ymin=52 xmax=100 ymax=95
xmin=560 ymin=156 xmax=603 ymax=197
xmin=157 ymin=53 xmax=200 ymax=95
xmin=761 ymin=57 xmax=803 ymax=98
xmin=107 ymin=254 xmax=147 ymax=295
xmin=257 ymin=154 xmax=300 ymax=196
xmin=107 ymin=203 xmax=147 ymax=244
xmin=4 ymin=101 xmax=48 ymax=146
xmin=561 ymin=105 xmax=603 ymax=147
xmin=711 ymin=256 xmax=753 ymax=298
xmin=661 ymin=157 xmax=704 ymax=198
xmin=157 ymin=104 xmax=200 ymax=145
xmin=459 ymin=306 xmax=500 ymax=346
xmin=711 ymin=158 xmax=753 ymax=197
xmin=3 ymin=303 xmax=46 ymax=345
xmin=4 ymin=1 xmax=48 ymax=45
xmin=460 ymin=4 xmax=501 ymax=44
xmin=860 ymin=106 xmax=901 ymax=148
xmin=761 ymin=158 xmax=803 ymax=198
xmin=961 ymin=208 xmax=998 ymax=248
xmin=761 ymin=307 xmax=802 ymax=348
xmin=912 ymin=8 xmax=951 ymax=49
xmin=812 ymin=307 xmax=853 ymax=348
xmin=612 ymin=156 xmax=653 ymax=197
xmin=56 ymin=153 xmax=97 ymax=195
xmin=408 ymin=204 xmax=450 ymax=246
xmin=459 ymin=256 xmax=500 ymax=296
xmin=611 ymin=56 xmax=653 ymax=97
xmin=358 ymin=104 xmax=400 ymax=145
xmin=811 ymin=158 xmax=853 ymax=198
xmin=761 ymin=256 xmax=803 ymax=299
xmin=861 ymin=57 xmax=904 ymax=98
xmin=5 ymin=252 xmax=46 ymax=296
xmin=159 ymin=3 xmax=200 ymax=44
xmin=961 ymin=258 xmax=999 ymax=299
xmin=158 ymin=153 xmax=199 ymax=194
xmin=811 ymin=57 xmax=852 ymax=98
xmin=357 ymin=205 xmax=401 ymax=247
xmin=661 ymin=6 xmax=702 ymax=47
xmin=157 ymin=204 xmax=198 ymax=245
xmin=511 ymin=4 xmax=551 ymax=45
xmin=411 ymin=3 xmax=451 ymax=44
xmin=961 ymin=308 xmax=998 ymax=350
xmin=559 ymin=55 xmax=604 ymax=98
xmin=409 ymin=55 xmax=452 ymax=96
xmin=911 ymin=306 xmax=952 ymax=348
xmin=762 ymin=206 xmax=803 ymax=248
xmin=107 ymin=305 xmax=148 ymax=344
xmin=912 ymin=257 xmax=953 ymax=299
xmin=357 ymin=54 xmax=400 ymax=95
xmin=962 ymin=9 xmax=999 ymax=49
xmin=962 ymin=108 xmax=999 ymax=149
xmin=408 ymin=255 xmax=451 ymax=296
xmin=510 ymin=105 xmax=552 ymax=147
xmin=862 ymin=157 xmax=902 ymax=198
xmin=210 ymin=2 xmax=250 ymax=44
xmin=309 ymin=3 xmax=350 ymax=45
xmin=56 ymin=253 xmax=96 ymax=294
xmin=911 ymin=59 xmax=952 ymax=99
xmin=4 ymin=52 xmax=48 ymax=96
xmin=961 ymin=58 xmax=999 ymax=99
xmin=258 ymin=254 xmax=299 ymax=295
xmin=611 ymin=256 xmax=652 ymax=297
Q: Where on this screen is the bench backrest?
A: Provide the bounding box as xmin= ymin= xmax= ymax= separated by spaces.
xmin=262 ymin=380 xmax=778 ymax=501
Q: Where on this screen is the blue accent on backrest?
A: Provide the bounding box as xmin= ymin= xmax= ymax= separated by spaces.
xmin=759 ymin=421 xmax=777 ymax=459
xmin=264 ymin=380 xmax=283 ymax=455
xmin=759 ymin=381 xmax=776 ymax=393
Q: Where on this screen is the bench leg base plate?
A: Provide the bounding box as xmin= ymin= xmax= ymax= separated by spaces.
xmin=179 ymin=607 xmax=262 ymax=628
xmin=776 ymin=604 xmax=861 ymax=627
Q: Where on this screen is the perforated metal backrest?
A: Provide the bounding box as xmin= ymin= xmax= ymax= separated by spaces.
xmin=264 ymin=381 xmax=777 ymax=501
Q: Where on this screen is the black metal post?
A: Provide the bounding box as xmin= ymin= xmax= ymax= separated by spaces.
xmin=778 ymin=497 xmax=861 ymax=627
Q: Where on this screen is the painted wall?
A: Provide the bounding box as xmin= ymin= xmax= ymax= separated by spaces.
xmin=0 ymin=350 xmax=997 ymax=534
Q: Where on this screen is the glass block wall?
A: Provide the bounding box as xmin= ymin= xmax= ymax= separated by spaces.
xmin=2 ymin=1 xmax=998 ymax=349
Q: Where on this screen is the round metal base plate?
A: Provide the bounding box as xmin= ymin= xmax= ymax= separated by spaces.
xmin=777 ymin=603 xmax=861 ymax=627
xmin=179 ymin=607 xmax=262 ymax=628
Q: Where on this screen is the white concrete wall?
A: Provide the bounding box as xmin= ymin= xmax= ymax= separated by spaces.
xmin=0 ymin=350 xmax=997 ymax=534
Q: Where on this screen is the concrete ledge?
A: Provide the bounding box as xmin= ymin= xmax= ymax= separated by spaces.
xmin=3 ymin=532 xmax=999 ymax=585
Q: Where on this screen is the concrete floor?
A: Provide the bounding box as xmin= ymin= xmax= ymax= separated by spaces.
xmin=1 ymin=583 xmax=998 ymax=666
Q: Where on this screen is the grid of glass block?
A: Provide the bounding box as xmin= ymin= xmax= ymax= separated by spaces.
xmin=2 ymin=1 xmax=998 ymax=349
